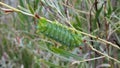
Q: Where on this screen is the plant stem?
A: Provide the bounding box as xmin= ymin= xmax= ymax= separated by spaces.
xmin=72 ymin=56 xmax=105 ymax=64
xmin=88 ymin=44 xmax=120 ymax=63
xmin=74 ymin=29 xmax=120 ymax=50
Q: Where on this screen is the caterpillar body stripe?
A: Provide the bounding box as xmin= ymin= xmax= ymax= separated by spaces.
xmin=37 ymin=18 xmax=82 ymax=47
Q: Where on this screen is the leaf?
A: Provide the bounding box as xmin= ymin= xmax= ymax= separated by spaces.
xmin=94 ymin=4 xmax=103 ymax=24
xmin=107 ymin=0 xmax=112 ymax=17
xmin=21 ymin=48 xmax=34 ymax=68
xmin=49 ymin=47 xmax=83 ymax=61
xmin=19 ymin=0 xmax=25 ymax=7
xmin=28 ymin=5 xmax=35 ymax=14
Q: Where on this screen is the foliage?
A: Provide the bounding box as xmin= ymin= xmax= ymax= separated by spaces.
xmin=0 ymin=0 xmax=120 ymax=68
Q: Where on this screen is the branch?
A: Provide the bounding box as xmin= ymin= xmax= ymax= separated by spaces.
xmin=88 ymin=43 xmax=120 ymax=63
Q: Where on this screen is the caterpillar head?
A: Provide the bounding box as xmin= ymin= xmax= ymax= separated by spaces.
xmin=36 ymin=18 xmax=48 ymax=33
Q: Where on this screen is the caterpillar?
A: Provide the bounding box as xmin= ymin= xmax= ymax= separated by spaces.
xmin=36 ymin=18 xmax=82 ymax=47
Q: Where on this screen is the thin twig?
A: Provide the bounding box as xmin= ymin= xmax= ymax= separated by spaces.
xmin=88 ymin=43 xmax=120 ymax=63
xmin=62 ymin=2 xmax=94 ymax=15
xmin=72 ymin=56 xmax=105 ymax=64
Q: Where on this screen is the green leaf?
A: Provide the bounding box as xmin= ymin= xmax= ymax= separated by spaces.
xmin=107 ymin=0 xmax=112 ymax=17
xmin=18 ymin=6 xmax=30 ymax=13
xmin=34 ymin=0 xmax=39 ymax=11
xmin=28 ymin=5 xmax=35 ymax=14
xmin=94 ymin=4 xmax=103 ymax=24
xmin=49 ymin=47 xmax=83 ymax=61
xmin=21 ymin=48 xmax=34 ymax=68
xmin=19 ymin=0 xmax=25 ymax=7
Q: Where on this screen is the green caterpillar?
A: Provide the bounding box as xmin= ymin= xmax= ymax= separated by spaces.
xmin=36 ymin=18 xmax=82 ymax=47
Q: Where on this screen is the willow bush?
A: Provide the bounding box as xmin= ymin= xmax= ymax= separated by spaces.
xmin=0 ymin=0 xmax=120 ymax=68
